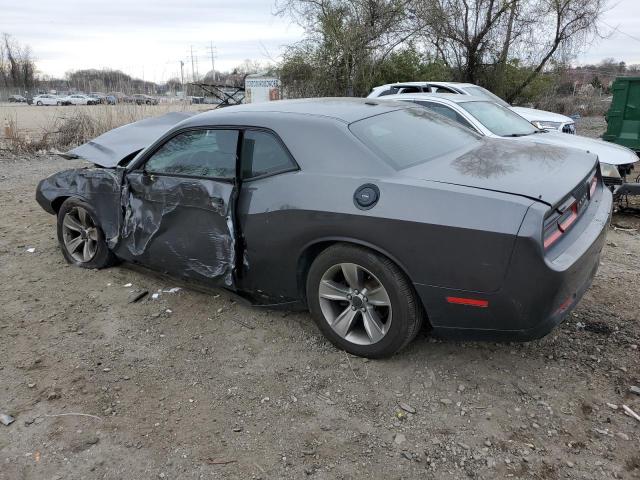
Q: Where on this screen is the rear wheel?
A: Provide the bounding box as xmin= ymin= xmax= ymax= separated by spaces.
xmin=306 ymin=244 xmax=424 ymax=358
xmin=56 ymin=198 xmax=116 ymax=269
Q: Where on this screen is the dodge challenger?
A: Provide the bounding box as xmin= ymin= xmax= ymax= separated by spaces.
xmin=36 ymin=99 xmax=612 ymax=357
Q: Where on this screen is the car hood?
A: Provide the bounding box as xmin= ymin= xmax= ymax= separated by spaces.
xmin=400 ymin=138 xmax=597 ymax=206
xmin=510 ymin=106 xmax=572 ymax=123
xmin=60 ymin=111 xmax=196 ymax=167
xmin=512 ymin=131 xmax=639 ymax=166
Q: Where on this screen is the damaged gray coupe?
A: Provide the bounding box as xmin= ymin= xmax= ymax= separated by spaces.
xmin=36 ymin=99 xmax=612 ymax=358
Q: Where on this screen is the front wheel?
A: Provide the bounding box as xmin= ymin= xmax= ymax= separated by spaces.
xmin=56 ymin=198 xmax=116 ymax=269
xmin=306 ymin=244 xmax=424 ymax=358
xmin=36 ymin=101 xmax=42 ymax=106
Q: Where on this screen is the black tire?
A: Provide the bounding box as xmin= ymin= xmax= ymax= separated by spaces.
xmin=56 ymin=198 xmax=116 ymax=269
xmin=36 ymin=101 xmax=42 ymax=106
xmin=306 ymin=244 xmax=424 ymax=358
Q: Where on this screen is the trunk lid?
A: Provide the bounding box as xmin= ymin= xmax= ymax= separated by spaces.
xmin=61 ymin=111 xmax=196 ymax=168
xmin=400 ymin=138 xmax=598 ymax=206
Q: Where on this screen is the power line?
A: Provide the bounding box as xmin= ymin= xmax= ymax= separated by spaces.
xmin=601 ymin=20 xmax=640 ymax=44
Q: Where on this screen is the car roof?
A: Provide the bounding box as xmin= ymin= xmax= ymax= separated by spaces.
xmin=380 ymin=93 xmax=489 ymax=104
xmin=373 ymin=81 xmax=477 ymax=89
xmin=181 ymin=98 xmax=408 ymax=126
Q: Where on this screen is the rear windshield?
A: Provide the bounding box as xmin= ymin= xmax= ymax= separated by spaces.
xmin=349 ymin=108 xmax=481 ymax=170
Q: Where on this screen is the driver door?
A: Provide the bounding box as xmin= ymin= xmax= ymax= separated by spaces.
xmin=116 ymin=128 xmax=239 ymax=287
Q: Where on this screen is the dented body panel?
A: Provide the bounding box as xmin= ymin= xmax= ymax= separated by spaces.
xmin=36 ymin=99 xmax=611 ymax=341
xmin=115 ymin=173 xmax=235 ymax=286
xmin=62 ymin=112 xmax=196 ymax=167
xmin=36 ymin=168 xmax=124 ymax=247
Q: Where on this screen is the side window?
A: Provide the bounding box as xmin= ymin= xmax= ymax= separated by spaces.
xmin=414 ymin=101 xmax=475 ymax=131
xmin=378 ymin=87 xmax=399 ymax=97
xmin=145 ymin=129 xmax=239 ymax=179
xmin=241 ymin=130 xmax=296 ymax=179
xmin=398 ymin=87 xmax=421 ymax=94
xmin=431 ymin=86 xmax=458 ymax=94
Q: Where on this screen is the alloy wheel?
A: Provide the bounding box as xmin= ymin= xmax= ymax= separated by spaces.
xmin=318 ymin=263 xmax=392 ymax=345
xmin=61 ymin=206 xmax=98 ymax=263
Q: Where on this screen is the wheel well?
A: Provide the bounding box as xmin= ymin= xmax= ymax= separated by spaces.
xmin=296 ymin=240 xmax=429 ymax=325
xmin=51 ymin=196 xmax=69 ymax=214
xmin=296 ymin=241 xmax=336 ymax=301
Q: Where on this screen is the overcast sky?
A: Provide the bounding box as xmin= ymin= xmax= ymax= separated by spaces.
xmin=1 ymin=0 xmax=639 ymax=83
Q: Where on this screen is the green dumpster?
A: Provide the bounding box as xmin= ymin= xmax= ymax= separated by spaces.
xmin=603 ymin=76 xmax=640 ymax=154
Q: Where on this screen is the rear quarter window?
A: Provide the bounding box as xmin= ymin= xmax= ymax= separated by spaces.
xmin=349 ymin=108 xmax=481 ymax=170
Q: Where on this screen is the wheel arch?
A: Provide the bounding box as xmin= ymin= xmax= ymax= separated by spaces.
xmin=51 ymin=195 xmax=71 ymax=214
xmin=296 ymin=236 xmax=418 ymax=303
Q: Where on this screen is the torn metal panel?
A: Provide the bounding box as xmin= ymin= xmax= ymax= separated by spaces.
xmin=61 ymin=112 xmax=196 ymax=168
xmin=35 ymin=168 xmax=124 ymax=247
xmin=115 ymin=172 xmax=236 ymax=287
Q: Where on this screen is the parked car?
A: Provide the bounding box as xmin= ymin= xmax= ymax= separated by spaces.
xmin=132 ymin=94 xmax=159 ymax=105
xmin=89 ymin=92 xmax=107 ymax=104
xmin=378 ymin=93 xmax=638 ymax=188
xmin=8 ymin=94 xmax=27 ymax=103
xmin=105 ymin=95 xmax=117 ymax=105
xmin=32 ymin=94 xmax=60 ymax=106
xmin=35 ymin=100 xmax=611 ymax=358
xmin=66 ymin=94 xmax=99 ymax=106
xmin=368 ymin=82 xmax=577 ymax=134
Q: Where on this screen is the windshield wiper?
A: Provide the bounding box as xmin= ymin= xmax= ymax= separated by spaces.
xmin=503 ymin=133 xmax=530 ymax=137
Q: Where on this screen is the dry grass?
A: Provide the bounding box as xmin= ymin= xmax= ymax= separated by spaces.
xmin=1 ymin=103 xmax=207 ymax=154
xmin=534 ymin=94 xmax=611 ymax=117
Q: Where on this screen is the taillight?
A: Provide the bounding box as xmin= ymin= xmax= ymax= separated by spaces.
xmin=543 ymin=171 xmax=596 ymax=250
xmin=543 ymin=197 xmax=578 ymax=249
xmin=589 ymin=174 xmax=597 ymax=198
xmin=543 ymin=213 xmax=563 ymax=249
xmin=544 ymin=197 xmax=578 ymax=249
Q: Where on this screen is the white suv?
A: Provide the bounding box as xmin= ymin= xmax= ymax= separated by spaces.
xmin=368 ymin=81 xmax=576 ymax=134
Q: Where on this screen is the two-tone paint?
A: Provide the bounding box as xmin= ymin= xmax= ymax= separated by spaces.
xmin=36 ymin=99 xmax=612 ymax=340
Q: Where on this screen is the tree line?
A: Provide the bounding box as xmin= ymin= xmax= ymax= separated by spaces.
xmin=276 ymin=0 xmax=608 ymax=102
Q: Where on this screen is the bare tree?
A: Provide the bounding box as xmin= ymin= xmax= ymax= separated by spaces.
xmin=276 ymin=0 xmax=424 ymax=96
xmin=0 ymin=34 xmax=36 ymax=92
xmin=508 ymin=0 xmax=607 ymax=101
xmin=414 ymin=0 xmax=607 ymax=101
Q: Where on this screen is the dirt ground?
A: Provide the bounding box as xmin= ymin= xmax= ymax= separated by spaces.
xmin=1 ymin=117 xmax=639 ymax=480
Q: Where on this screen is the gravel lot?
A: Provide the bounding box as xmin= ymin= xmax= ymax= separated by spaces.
xmin=0 ymin=117 xmax=639 ymax=479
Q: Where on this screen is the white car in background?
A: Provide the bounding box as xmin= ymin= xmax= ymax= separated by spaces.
xmin=368 ymin=81 xmax=576 ymax=134
xmin=65 ymin=94 xmax=99 ymax=106
xmin=32 ymin=94 xmax=60 ymax=106
xmin=378 ymin=93 xmax=638 ymax=187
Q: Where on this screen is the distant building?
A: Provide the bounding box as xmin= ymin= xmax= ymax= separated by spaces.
xmin=244 ymin=74 xmax=281 ymax=104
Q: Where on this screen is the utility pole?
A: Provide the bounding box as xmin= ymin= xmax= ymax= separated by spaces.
xmin=208 ymin=41 xmax=216 ymax=83
xmin=180 ymin=60 xmax=185 ymax=97
xmin=190 ymin=46 xmax=196 ymax=83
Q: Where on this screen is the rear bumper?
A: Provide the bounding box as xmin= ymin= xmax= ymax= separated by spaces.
xmin=415 ymin=186 xmax=612 ymax=341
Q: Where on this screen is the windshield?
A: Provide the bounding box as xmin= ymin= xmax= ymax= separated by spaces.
xmin=460 ymin=86 xmax=510 ymax=108
xmin=350 ymin=108 xmax=481 ymax=170
xmin=460 ymin=101 xmax=538 ymax=137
